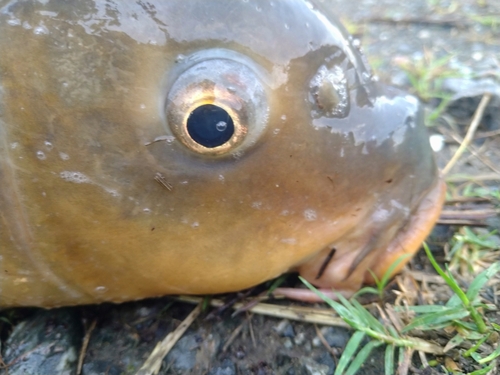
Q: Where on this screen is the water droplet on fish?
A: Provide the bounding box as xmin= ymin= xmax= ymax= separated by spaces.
xmin=140 ymin=104 xmax=146 ymax=109
xmin=59 ymin=152 xmax=69 ymax=160
xmin=273 ymin=129 xmax=280 ymax=135
xmin=216 ymin=121 xmax=227 ymax=132
xmin=7 ymin=19 xmax=21 ymax=26
xmin=303 ymin=209 xmax=317 ymax=221
xmin=232 ymin=150 xmax=244 ymax=160
xmin=33 ymin=25 xmax=48 ymax=35
xmin=36 ymin=151 xmax=46 ymax=160
xmin=176 ymin=54 xmax=186 ymax=63
xmin=22 ymin=21 xmax=31 ymax=29
xmin=60 ymin=171 xmax=90 ymax=184
xmin=218 ymin=175 xmax=225 ymax=182
xmin=284 ymin=23 xmax=289 ymax=30
xmin=95 ymin=286 xmax=107 ymax=293
xmin=191 ymin=222 xmax=199 ymax=228
xmin=252 ymin=202 xmax=262 ymax=209
xmin=106 ymin=189 xmax=120 ymax=198
xmin=10 ymin=142 xmax=18 ymax=149
xmin=44 ymin=141 xmax=53 ymax=150
xmin=143 ymin=208 xmax=151 ymax=213
xmin=281 ymin=115 xmax=287 ymax=120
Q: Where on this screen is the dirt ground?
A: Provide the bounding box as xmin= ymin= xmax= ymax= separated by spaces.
xmin=1 ymin=1 xmax=500 ymax=374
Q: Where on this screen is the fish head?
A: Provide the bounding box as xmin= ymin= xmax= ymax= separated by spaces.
xmin=0 ymin=0 xmax=445 ymax=306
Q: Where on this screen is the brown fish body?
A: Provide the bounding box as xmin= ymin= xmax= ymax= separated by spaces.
xmin=0 ymin=0 xmax=444 ymax=307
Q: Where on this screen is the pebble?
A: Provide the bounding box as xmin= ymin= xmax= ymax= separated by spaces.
xmin=294 ymin=332 xmax=306 ymax=346
xmin=208 ymin=358 xmax=236 ymax=375
xmin=299 ymin=357 xmax=331 ymax=375
xmin=274 ymin=319 xmax=295 ymax=338
xmin=319 ymin=327 xmax=350 ymax=348
xmin=283 ymin=337 xmax=294 ymax=349
xmin=1 ymin=309 xmax=82 ymax=375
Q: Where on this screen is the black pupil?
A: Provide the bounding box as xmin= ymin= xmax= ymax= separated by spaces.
xmin=186 ymin=104 xmax=235 ymax=148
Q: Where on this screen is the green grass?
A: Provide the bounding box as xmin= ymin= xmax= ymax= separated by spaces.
xmin=447 ymin=227 xmax=499 ymax=275
xmin=396 ymin=54 xmax=461 ymax=126
xmin=353 ymin=254 xmax=412 ymax=301
xmin=301 ymin=244 xmax=500 ymax=375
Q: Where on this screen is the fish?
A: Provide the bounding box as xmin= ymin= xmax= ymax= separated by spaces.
xmin=0 ymin=0 xmax=445 ymax=307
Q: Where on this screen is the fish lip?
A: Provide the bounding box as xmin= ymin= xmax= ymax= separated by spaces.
xmin=294 ymin=176 xmax=446 ymax=295
xmin=364 ymin=177 xmax=447 ymax=282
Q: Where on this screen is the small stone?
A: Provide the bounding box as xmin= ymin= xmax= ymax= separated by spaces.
xmin=164 ymin=333 xmax=201 ymax=372
xmin=1 ymin=309 xmax=82 ymax=375
xmin=312 ymin=336 xmax=322 ymax=347
xmin=320 ymin=327 xmax=350 ymax=348
xmin=299 ymin=357 xmax=330 ymax=375
xmin=294 ymin=332 xmax=306 ymax=346
xmin=274 ymin=319 xmax=295 ymax=337
xmin=283 ymin=338 xmax=294 ymax=349
xmin=208 ymin=358 xmax=236 ymax=375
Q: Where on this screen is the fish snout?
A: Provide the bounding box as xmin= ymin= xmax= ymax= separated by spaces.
xmin=289 ymin=177 xmax=446 ymax=301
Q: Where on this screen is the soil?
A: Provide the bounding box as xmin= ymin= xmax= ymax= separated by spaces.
xmin=1 ymin=1 xmax=499 ymax=374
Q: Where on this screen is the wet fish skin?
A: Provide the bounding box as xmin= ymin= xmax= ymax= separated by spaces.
xmin=0 ymin=0 xmax=444 ymax=307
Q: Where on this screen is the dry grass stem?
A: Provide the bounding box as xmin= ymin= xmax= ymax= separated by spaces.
xmin=222 ymin=320 xmax=246 ymax=353
xmin=77 ymin=319 xmax=97 ymax=375
xmin=418 ymin=350 xmax=429 ymax=368
xmin=441 ymin=92 xmax=493 ymax=175
xmin=175 ymin=295 xmax=349 ymax=327
xmin=396 ymin=348 xmax=412 ymax=375
xmin=314 ymin=324 xmax=339 ymax=358
xmin=247 ymin=313 xmax=257 ymax=348
xmin=445 ymin=173 xmax=500 ymax=183
xmin=475 ymin=129 xmax=500 ymax=139
xmin=135 ymin=302 xmax=202 ymax=375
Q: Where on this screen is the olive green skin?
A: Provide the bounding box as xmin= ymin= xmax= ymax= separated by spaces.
xmin=0 ymin=0 xmax=443 ymax=307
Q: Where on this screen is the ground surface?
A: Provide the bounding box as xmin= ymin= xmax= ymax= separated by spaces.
xmin=1 ymin=1 xmax=500 ymax=374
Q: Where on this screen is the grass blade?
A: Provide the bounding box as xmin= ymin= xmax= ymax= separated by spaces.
xmin=379 ymin=254 xmax=412 ymax=289
xmin=466 ymin=262 xmax=500 ymax=301
xmin=335 ymin=331 xmax=366 ymax=375
xmin=385 ymin=344 xmax=395 ymax=375
xmin=402 ymin=307 xmax=469 ymax=332
xmin=345 ymin=340 xmax=383 ymax=375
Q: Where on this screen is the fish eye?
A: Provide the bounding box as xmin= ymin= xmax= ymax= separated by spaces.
xmin=164 ymin=51 xmax=269 ymax=157
xmin=186 ymin=104 xmax=235 ymax=148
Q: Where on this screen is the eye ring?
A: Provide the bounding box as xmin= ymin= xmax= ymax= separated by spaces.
xmin=164 ymin=51 xmax=269 ymax=157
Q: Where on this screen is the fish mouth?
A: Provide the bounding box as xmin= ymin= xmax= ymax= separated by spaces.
xmin=285 ymin=177 xmax=446 ymax=300
xmin=361 ymin=177 xmax=446 ymax=283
